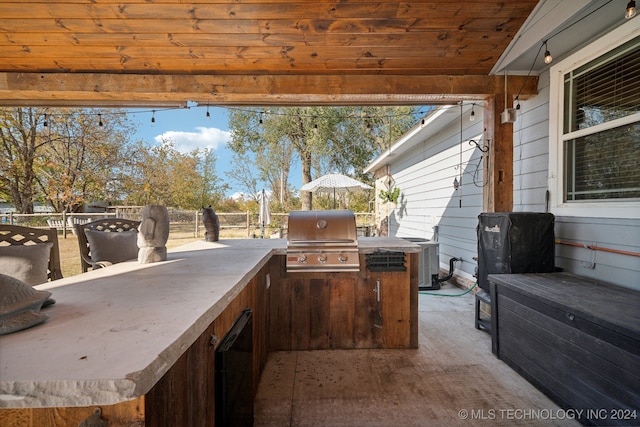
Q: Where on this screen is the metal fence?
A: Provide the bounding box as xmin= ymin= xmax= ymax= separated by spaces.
xmin=1 ymin=208 xmax=376 ymax=239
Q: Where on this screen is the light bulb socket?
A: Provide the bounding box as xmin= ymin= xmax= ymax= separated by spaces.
xmin=626 ymin=1 xmax=636 ymax=18
xmin=543 ymin=40 xmax=553 ymax=65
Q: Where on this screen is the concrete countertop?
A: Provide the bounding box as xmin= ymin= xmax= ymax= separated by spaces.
xmin=0 ymin=237 xmax=418 ymax=408
xmin=357 ymin=236 xmax=422 ymax=254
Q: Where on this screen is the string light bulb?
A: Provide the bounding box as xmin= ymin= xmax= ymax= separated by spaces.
xmin=469 ymin=104 xmax=475 ymax=121
xmin=98 ymin=113 xmax=103 ymax=127
xmin=544 ymin=41 xmax=553 ymax=64
xmin=206 ymin=105 xmax=210 ymax=119
xmin=626 ymin=1 xmax=636 ymax=18
xmin=43 ymin=114 xmax=48 ymax=127
xmin=151 ymin=110 xmax=156 ymax=126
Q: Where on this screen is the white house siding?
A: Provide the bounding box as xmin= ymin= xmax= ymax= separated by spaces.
xmin=384 ymin=107 xmax=484 ymax=283
xmin=555 ymin=217 xmax=640 ymax=289
xmin=370 ymin=18 xmax=640 ymax=291
xmin=515 ymin=69 xmax=640 ymax=291
xmin=513 ymin=71 xmax=552 ymax=212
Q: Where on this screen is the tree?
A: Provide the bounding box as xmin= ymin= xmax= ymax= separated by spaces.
xmin=227 ymin=109 xmax=295 ymax=208
xmin=228 ymin=106 xmax=420 ymax=210
xmin=0 ymin=107 xmax=136 ymax=213
xmin=0 ymin=108 xmax=41 ymax=213
xmin=39 ymin=109 xmax=136 ymax=212
xmin=226 ymin=152 xmax=260 ymax=203
xmin=122 ymin=139 xmax=228 ymax=209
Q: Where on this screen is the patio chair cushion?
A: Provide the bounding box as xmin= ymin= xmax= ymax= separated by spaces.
xmin=0 ymin=273 xmax=51 ymax=335
xmin=0 ymin=243 xmax=53 ymax=286
xmin=84 ymin=229 xmax=138 ymax=265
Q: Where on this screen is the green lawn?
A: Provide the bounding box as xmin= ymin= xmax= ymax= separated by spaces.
xmin=57 ymin=225 xmax=248 ymax=278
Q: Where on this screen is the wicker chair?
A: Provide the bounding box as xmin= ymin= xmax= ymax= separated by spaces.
xmin=0 ymin=224 xmax=63 ymax=282
xmin=75 ymin=218 xmax=141 ymax=273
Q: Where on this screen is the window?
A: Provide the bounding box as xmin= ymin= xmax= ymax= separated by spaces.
xmin=563 ymin=37 xmax=640 ymax=201
xmin=549 ymin=22 xmax=640 ymax=218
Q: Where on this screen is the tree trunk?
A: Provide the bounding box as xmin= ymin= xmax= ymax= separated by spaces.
xmin=300 ymin=150 xmax=312 ymax=211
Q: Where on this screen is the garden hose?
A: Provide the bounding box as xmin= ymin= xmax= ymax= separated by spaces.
xmin=419 ymin=281 xmax=478 ymax=297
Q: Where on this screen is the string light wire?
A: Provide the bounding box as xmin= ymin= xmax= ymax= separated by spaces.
xmin=514 ymin=0 xmax=615 ymax=105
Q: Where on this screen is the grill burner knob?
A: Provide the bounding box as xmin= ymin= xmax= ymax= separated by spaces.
xmin=338 ymin=254 xmax=349 ymax=263
xmin=297 ymin=254 xmax=307 ymax=264
xmin=317 ymin=254 xmax=328 ymax=263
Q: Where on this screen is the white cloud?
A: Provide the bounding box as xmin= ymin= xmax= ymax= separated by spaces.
xmin=154 ymin=127 xmax=231 ymax=153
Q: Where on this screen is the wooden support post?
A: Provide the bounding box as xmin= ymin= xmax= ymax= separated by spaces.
xmin=483 ymin=92 xmax=514 ymax=213
xmin=62 ymin=211 xmax=67 ymax=239
xmin=194 ymin=210 xmax=199 ymax=238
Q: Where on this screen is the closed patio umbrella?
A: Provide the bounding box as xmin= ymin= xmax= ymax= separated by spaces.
xmin=259 ymin=189 xmax=270 ymax=238
xmin=300 ymin=173 xmax=372 ymax=209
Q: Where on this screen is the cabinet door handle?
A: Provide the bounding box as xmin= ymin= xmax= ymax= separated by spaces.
xmin=374 ymin=278 xmax=382 ymax=328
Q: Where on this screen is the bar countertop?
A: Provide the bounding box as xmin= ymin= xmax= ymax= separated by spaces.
xmin=0 ymin=237 xmax=418 ymax=408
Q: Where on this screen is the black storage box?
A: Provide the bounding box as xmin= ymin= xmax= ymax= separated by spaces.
xmin=477 ymin=212 xmax=555 ymax=291
xmin=490 ymin=273 xmax=640 ymax=426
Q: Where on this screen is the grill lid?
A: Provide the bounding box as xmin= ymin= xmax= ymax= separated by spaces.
xmin=287 ymin=210 xmax=357 ymax=247
xmin=286 ymin=210 xmax=359 ymax=272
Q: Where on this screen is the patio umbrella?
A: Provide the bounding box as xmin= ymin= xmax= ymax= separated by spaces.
xmin=300 ymin=173 xmax=373 ymax=209
xmin=258 ymin=189 xmax=270 ymax=238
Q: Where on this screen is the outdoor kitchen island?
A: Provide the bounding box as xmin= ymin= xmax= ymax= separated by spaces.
xmin=0 ymin=237 xmax=419 ymax=427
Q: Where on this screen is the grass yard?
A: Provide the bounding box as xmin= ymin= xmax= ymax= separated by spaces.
xmin=58 ymin=224 xmax=251 ymax=278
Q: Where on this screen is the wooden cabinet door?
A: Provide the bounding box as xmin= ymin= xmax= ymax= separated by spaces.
xmin=269 ymin=253 xmax=418 ymax=350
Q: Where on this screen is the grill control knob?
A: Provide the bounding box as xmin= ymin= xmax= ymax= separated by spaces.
xmin=317 ymin=254 xmax=328 ymax=263
xmin=297 ymin=254 xmax=307 ymax=264
xmin=338 ymin=254 xmax=348 ymax=263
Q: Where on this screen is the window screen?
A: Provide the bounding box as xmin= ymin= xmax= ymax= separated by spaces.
xmin=563 ymin=36 xmax=640 ymax=201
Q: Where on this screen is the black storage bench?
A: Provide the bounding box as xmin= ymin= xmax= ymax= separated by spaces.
xmin=490 ymin=272 xmax=640 ymax=426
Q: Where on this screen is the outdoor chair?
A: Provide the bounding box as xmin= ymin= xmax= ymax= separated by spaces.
xmin=0 ymin=224 xmax=63 ymax=284
xmin=75 ymin=218 xmax=141 ymax=273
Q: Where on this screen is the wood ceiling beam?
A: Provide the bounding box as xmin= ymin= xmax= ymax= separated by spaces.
xmin=0 ymin=73 xmax=538 ymax=106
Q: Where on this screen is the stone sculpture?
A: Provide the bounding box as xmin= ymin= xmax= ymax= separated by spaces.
xmin=202 ymin=206 xmax=220 ymax=242
xmin=137 ymin=204 xmax=170 ymax=263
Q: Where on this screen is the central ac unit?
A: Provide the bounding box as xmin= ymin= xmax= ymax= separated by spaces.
xmin=415 ymin=241 xmax=440 ymax=290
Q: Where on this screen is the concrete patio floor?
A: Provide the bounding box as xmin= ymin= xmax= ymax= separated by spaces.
xmin=255 ymin=284 xmax=581 ymax=426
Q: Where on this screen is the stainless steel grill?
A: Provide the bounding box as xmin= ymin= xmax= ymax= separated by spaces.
xmin=286 ymin=210 xmax=360 ymax=272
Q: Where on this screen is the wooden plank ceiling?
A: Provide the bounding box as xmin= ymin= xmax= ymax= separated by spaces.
xmin=0 ymin=0 xmax=540 ymax=106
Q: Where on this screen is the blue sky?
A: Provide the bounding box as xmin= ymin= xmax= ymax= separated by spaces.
xmin=128 ymin=105 xmax=300 ymax=198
